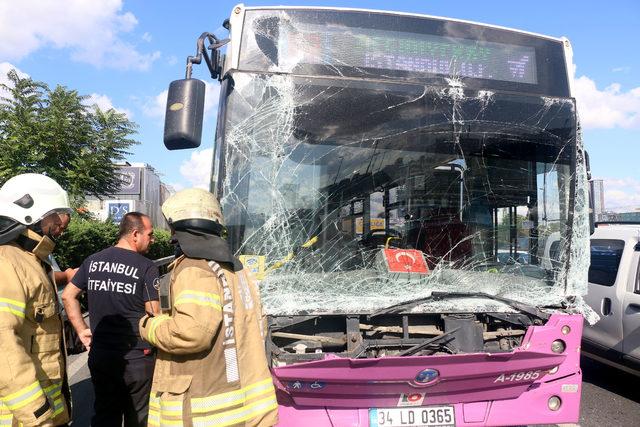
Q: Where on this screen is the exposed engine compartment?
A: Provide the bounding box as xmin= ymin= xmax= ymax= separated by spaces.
xmin=268 ymin=312 xmax=540 ymax=366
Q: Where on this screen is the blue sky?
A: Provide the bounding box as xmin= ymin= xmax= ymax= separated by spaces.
xmin=1 ymin=0 xmax=639 ymax=211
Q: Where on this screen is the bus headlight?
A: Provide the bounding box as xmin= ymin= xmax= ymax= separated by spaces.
xmin=561 ymin=325 xmax=571 ymax=335
xmin=551 ymin=340 xmax=566 ymax=353
xmin=548 ymin=396 xmax=562 ymax=411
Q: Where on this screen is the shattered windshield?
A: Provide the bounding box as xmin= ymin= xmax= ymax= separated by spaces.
xmin=214 ymin=9 xmax=590 ymax=315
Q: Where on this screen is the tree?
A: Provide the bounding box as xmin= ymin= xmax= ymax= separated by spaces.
xmin=54 ymin=215 xmax=175 ymax=270
xmin=0 ymin=69 xmax=138 ymax=205
xmin=0 ymin=69 xmax=48 ymax=176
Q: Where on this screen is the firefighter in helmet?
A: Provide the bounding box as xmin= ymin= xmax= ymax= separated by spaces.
xmin=0 ymin=174 xmax=73 ymax=426
xmin=139 ymin=188 xmax=278 ymax=427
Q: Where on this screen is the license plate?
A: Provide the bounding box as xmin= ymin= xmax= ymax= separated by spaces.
xmin=369 ymin=406 xmax=455 ymax=427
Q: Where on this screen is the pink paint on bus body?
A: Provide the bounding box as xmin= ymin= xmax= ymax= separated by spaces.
xmin=272 ymin=314 xmax=582 ymax=426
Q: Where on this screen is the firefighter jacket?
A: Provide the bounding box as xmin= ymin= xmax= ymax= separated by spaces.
xmin=139 ymin=255 xmax=278 ymax=427
xmin=0 ymin=231 xmax=71 ymax=426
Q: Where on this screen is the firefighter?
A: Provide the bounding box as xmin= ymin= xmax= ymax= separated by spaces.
xmin=139 ymin=188 xmax=278 ymax=427
xmin=0 ymin=173 xmax=72 ymax=427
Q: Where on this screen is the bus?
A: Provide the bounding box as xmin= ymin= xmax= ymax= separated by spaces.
xmin=163 ymin=5 xmax=593 ymax=426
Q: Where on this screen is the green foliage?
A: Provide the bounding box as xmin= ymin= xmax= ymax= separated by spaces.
xmin=54 ymin=218 xmax=119 ymax=270
xmin=0 ymin=69 xmax=139 ymax=205
xmin=147 ymin=228 xmax=175 ymax=261
xmin=54 ymin=216 xmax=175 ymax=270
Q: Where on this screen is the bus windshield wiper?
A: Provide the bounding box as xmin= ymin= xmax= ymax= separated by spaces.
xmin=369 ymin=291 xmax=550 ymax=320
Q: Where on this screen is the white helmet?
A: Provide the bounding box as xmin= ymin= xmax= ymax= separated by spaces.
xmin=162 ymin=188 xmax=224 ymax=233
xmin=0 ymin=173 xmax=72 ymax=226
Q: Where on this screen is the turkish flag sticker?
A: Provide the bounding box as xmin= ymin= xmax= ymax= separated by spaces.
xmin=397 ymin=392 xmax=426 ymax=407
xmin=383 ymin=249 xmax=430 ymax=274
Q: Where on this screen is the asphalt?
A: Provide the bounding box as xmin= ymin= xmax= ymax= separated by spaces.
xmin=67 ymin=351 xmax=93 ymax=426
xmin=578 ymin=355 xmax=639 ymax=427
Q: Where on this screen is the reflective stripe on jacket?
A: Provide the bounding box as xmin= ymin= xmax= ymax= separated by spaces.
xmin=0 ymin=242 xmax=70 ymax=426
xmin=140 ymin=256 xmax=277 ymax=427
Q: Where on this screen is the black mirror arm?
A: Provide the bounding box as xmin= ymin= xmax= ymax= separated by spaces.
xmin=185 ymin=32 xmax=230 ymax=80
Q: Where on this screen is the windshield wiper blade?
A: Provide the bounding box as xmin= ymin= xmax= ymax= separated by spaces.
xmin=368 ymin=297 xmax=431 ymax=319
xmin=369 ymin=291 xmax=549 ymax=320
xmin=432 ymin=292 xmax=550 ymax=320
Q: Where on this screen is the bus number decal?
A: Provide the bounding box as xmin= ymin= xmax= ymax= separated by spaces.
xmin=494 ymin=370 xmax=540 ymax=383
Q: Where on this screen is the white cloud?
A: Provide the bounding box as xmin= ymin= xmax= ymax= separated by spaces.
xmin=84 ymin=93 xmax=132 ymax=118
xmin=167 ymin=56 xmax=178 ymax=66
xmin=0 ymin=63 xmax=134 ymax=118
xmin=599 ymin=177 xmax=640 ymax=212
xmin=0 ymin=62 xmax=29 ymax=80
xmin=204 ymin=84 xmax=221 ymax=115
xmin=0 ymin=62 xmax=30 ymax=100
xmin=0 ymin=0 xmax=160 ymax=71
xmin=168 ymin=182 xmax=185 ymax=192
xmin=142 ymin=89 xmax=168 ymax=118
xmin=573 ymin=75 xmax=640 ymax=129
xmin=143 ymin=83 xmax=220 ymax=118
xmin=611 ymin=66 xmax=631 ymax=73
xmin=142 ymin=32 xmax=152 ymax=43
xmin=1 ymin=62 xmax=30 ymax=86
xmin=179 ymin=148 xmax=213 ymax=189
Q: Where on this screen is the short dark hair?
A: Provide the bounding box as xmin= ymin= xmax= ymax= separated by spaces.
xmin=118 ymin=212 xmax=149 ymax=239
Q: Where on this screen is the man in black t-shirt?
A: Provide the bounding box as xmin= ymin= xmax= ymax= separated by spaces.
xmin=62 ymin=212 xmax=159 ymax=427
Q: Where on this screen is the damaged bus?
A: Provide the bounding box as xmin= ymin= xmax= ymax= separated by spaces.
xmin=163 ymin=5 xmax=595 ymax=426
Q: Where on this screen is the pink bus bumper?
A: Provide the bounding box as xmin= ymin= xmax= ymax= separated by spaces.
xmin=273 ymin=314 xmax=582 ymax=426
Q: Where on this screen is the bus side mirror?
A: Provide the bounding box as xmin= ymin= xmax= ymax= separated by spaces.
xmin=163 ymin=79 xmax=206 ymax=150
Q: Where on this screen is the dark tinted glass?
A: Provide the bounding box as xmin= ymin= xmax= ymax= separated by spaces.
xmin=589 ymin=239 xmax=625 ymax=286
xmin=240 ymin=9 xmax=570 ymax=96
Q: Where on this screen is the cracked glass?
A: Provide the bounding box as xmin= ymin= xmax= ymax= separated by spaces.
xmin=215 ymin=9 xmax=593 ymax=319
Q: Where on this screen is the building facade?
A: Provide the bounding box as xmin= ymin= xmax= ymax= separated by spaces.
xmin=85 ymin=163 xmax=173 ymax=229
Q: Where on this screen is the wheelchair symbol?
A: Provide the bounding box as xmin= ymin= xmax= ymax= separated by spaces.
xmin=309 ymin=381 xmax=325 ymax=390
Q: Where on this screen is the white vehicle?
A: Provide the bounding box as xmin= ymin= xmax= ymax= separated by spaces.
xmin=582 ymin=222 xmax=640 ymax=374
